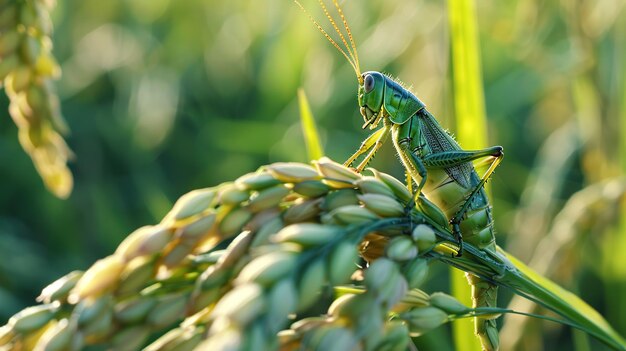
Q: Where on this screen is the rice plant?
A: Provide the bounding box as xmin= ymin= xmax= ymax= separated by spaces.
xmin=0 ymin=156 xmax=624 ymax=350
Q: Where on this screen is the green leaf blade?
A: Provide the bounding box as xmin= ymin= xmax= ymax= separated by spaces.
xmin=502 ymin=250 xmax=626 ymax=350
xmin=298 ymin=88 xmax=325 ymax=161
xmin=447 ymin=0 xmax=489 ymax=349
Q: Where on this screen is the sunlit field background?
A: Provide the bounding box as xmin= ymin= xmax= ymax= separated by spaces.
xmin=1 ymin=0 xmax=625 ymax=349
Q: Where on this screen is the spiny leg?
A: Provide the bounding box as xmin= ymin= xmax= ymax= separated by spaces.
xmin=473 ymin=155 xmax=496 ymax=170
xmin=344 ymin=127 xmax=386 ymax=168
xmin=406 ymin=172 xmax=413 ymax=194
xmin=422 ymin=146 xmax=504 ymax=255
xmin=421 ymin=146 xmax=503 ymax=170
xmin=355 ymin=125 xmax=390 ymax=171
xmin=391 ymin=120 xmax=431 ymax=220
xmin=391 ymin=125 xmax=428 ymax=200
xmin=448 ymin=148 xmax=503 ymax=240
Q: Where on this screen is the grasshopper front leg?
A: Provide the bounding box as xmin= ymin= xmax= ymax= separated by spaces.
xmin=390 ymin=122 xmax=429 ymax=198
xmin=344 ymin=126 xmax=389 ymax=171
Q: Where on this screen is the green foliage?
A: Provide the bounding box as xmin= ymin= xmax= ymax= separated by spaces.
xmin=298 ymin=88 xmax=325 ymax=160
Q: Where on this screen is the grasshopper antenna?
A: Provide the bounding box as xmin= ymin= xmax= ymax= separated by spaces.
xmin=331 ymin=0 xmax=361 ymax=82
xmin=316 ymin=0 xmax=361 ymax=81
xmin=294 ymin=0 xmax=362 ymax=84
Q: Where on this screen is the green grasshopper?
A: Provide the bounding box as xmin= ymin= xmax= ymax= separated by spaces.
xmin=296 ymin=1 xmax=503 ymax=349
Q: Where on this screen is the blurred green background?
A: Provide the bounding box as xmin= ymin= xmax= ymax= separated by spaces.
xmin=1 ymin=0 xmax=625 ymax=349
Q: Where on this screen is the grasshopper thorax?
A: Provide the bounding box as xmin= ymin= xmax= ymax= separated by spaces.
xmin=359 ymin=71 xmax=426 ymax=129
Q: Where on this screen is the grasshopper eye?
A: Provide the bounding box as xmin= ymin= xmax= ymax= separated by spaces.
xmin=364 ymin=74 xmax=375 ymax=93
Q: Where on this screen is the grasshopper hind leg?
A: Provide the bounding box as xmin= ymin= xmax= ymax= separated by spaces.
xmin=448 ymin=146 xmax=504 ymax=255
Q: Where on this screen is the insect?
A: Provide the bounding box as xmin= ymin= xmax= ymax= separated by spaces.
xmin=296 ymin=1 xmax=503 ymax=350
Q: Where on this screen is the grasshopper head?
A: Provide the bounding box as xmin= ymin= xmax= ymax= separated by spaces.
xmin=358 ymin=71 xmax=385 ymax=129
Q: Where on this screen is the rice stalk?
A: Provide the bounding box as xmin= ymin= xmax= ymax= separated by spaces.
xmin=0 ymin=0 xmax=73 ymax=198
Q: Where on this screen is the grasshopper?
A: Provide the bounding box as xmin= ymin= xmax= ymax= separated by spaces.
xmin=296 ymin=1 xmax=503 ymax=349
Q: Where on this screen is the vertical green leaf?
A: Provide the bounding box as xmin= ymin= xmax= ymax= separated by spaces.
xmin=614 ymin=15 xmax=626 ymax=336
xmin=615 ymin=24 xmax=626 ymax=174
xmin=448 ymin=0 xmax=488 ymax=151
xmin=298 ymin=88 xmax=325 ymax=161
xmin=447 ymin=0 xmax=488 ymax=350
